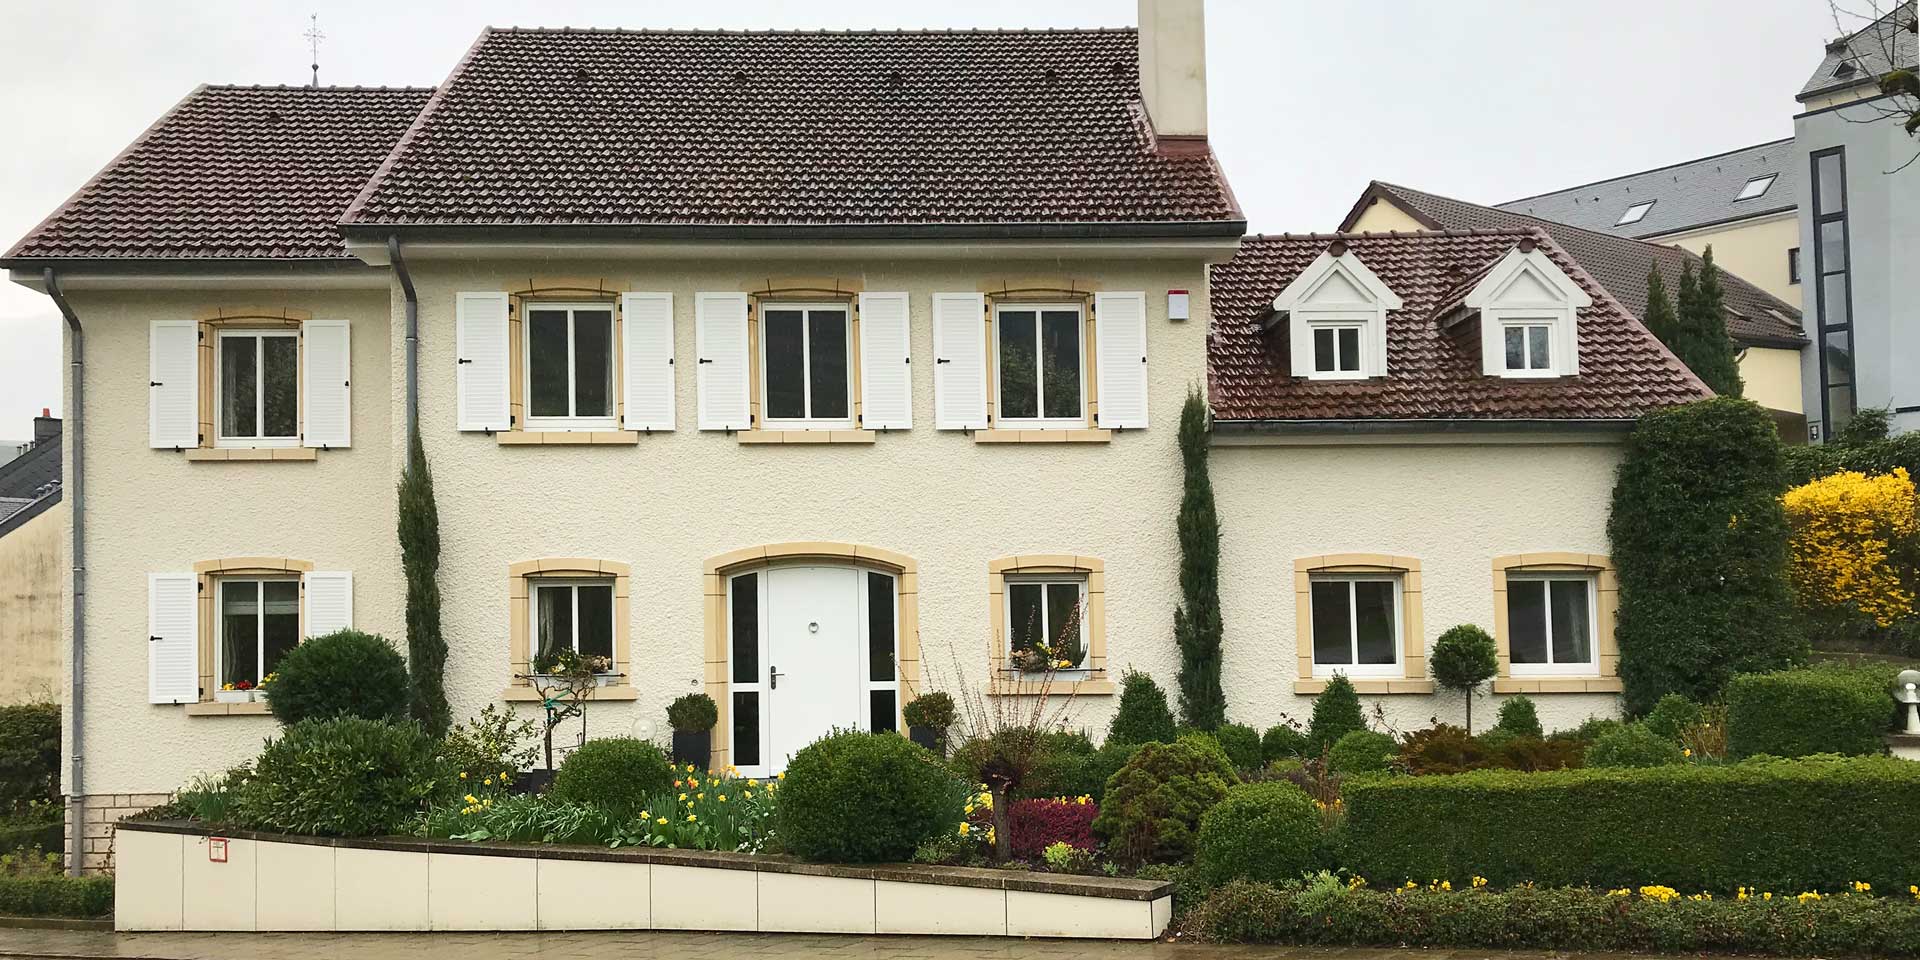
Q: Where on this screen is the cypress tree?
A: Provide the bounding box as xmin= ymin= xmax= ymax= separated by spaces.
xmin=1643 ymin=266 xmax=1679 ymax=347
xmin=399 ymin=427 xmax=451 ymax=737
xmin=1172 ymin=389 xmax=1226 ymax=730
xmin=1671 ymin=250 xmax=1744 ymax=397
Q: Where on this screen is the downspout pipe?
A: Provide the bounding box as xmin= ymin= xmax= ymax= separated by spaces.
xmin=388 ymin=235 xmax=419 ymax=451
xmin=42 ymin=268 xmax=85 ymax=877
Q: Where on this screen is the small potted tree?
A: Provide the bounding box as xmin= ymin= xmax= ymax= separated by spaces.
xmin=666 ymin=693 xmax=717 ymax=768
xmin=903 ymin=691 xmax=955 ymax=755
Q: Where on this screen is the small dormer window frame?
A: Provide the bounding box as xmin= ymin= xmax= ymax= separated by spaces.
xmin=1269 ymin=246 xmax=1403 ymax=381
xmin=1462 ymin=244 xmax=1593 ymax=380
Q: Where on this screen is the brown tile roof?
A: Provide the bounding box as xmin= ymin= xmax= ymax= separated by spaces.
xmin=1344 ymin=182 xmax=1806 ymax=348
xmin=1206 ymin=230 xmax=1712 ymax=423
xmin=340 ymin=27 xmax=1242 ymax=235
xmin=6 ymin=86 xmax=433 ymax=262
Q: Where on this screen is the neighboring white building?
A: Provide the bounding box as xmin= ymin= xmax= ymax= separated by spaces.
xmin=2 ymin=0 xmax=1707 ymax=873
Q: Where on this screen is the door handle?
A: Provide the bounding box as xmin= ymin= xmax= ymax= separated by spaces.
xmin=770 ymin=665 xmax=783 ymax=690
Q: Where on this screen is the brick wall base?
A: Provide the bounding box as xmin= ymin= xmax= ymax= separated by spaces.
xmin=64 ymin=793 xmax=171 ymax=874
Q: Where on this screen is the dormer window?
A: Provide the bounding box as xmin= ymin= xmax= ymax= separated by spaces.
xmin=1457 ymin=241 xmax=1594 ymax=379
xmin=1269 ymin=242 xmax=1403 ymax=381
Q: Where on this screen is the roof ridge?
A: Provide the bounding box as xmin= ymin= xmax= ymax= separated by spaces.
xmin=1493 ymin=138 xmax=1793 ymax=207
xmin=484 ymin=25 xmax=1136 ymax=36
xmin=202 ymin=84 xmax=436 ymax=93
xmin=341 ymin=27 xmax=492 ymax=226
xmin=1243 ymin=227 xmax=1536 ymax=242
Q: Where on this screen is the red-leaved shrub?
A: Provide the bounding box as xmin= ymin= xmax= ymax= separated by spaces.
xmin=1007 ymin=797 xmax=1098 ymax=859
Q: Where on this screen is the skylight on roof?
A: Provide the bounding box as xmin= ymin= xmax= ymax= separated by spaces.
xmin=1735 ymin=174 xmax=1777 ymax=201
xmin=1616 ymin=200 xmax=1655 ymax=226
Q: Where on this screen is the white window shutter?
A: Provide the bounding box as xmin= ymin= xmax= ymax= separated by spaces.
xmin=456 ymin=292 xmax=511 ymax=432
xmin=932 ymin=293 xmax=988 ymax=430
xmin=302 ymin=319 xmax=352 ymax=448
xmin=857 ymin=292 xmax=912 ymax=430
xmin=304 ymin=571 xmax=354 ymax=638
xmin=147 ymin=573 xmax=198 ymax=704
xmin=148 ymin=320 xmax=199 ymax=449
xmin=1094 ymin=292 xmax=1150 ymax=429
xmin=695 ymin=293 xmax=751 ymax=431
xmin=620 ymin=292 xmax=675 ymax=431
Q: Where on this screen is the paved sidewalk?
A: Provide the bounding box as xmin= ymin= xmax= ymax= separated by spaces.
xmin=0 ymin=928 xmax=1664 ymax=960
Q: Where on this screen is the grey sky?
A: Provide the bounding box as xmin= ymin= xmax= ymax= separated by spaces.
xmin=0 ymin=0 xmax=1836 ymax=439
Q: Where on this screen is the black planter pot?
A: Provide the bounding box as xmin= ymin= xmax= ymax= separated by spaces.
xmin=512 ymin=769 xmax=556 ymax=795
xmin=672 ymin=729 xmax=712 ymax=768
xmin=908 ymin=725 xmax=947 ymax=756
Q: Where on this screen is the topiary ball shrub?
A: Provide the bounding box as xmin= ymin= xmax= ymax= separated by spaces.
xmin=1007 ymin=796 xmax=1099 ymax=859
xmin=1305 ymin=675 xmax=1366 ymax=757
xmin=1192 ymin=781 xmax=1321 ymax=888
xmin=236 ymin=717 xmax=446 ymax=836
xmin=1642 ymin=693 xmax=1703 ymax=742
xmin=778 ymin=730 xmax=964 ymax=863
xmin=1585 ymin=722 xmax=1685 ymax=768
xmin=1091 ymin=736 xmax=1237 ymax=866
xmin=265 ymin=630 xmax=411 ymax=727
xmin=1494 ymin=696 xmax=1544 ymax=739
xmin=1261 ymin=724 xmax=1308 ymax=763
xmin=665 ymin=694 xmax=718 ymax=732
xmin=1327 ymin=729 xmax=1396 ymax=775
xmin=549 ymin=737 xmax=675 ymax=813
xmin=1107 ymin=670 xmax=1177 ymax=745
xmin=901 ymin=691 xmax=956 ymax=730
xmin=1213 ymin=722 xmax=1263 ymax=771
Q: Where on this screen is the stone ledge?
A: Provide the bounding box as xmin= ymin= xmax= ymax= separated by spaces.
xmin=182 ymin=701 xmax=273 ymax=717
xmin=1293 ymin=678 xmax=1435 ymax=695
xmin=972 ymin=429 xmax=1112 ymax=444
xmin=497 ymin=685 xmax=640 ymax=702
xmin=737 ymin=430 xmax=876 ymax=444
xmin=1492 ymin=677 xmax=1624 ymax=694
xmin=183 ymin=447 xmax=318 ymax=462
xmin=496 ymin=430 xmax=640 ymax=445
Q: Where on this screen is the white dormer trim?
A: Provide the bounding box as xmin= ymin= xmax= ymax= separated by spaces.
xmin=1269 ymin=247 xmax=1403 ymax=380
xmin=1462 ymin=244 xmax=1592 ymax=379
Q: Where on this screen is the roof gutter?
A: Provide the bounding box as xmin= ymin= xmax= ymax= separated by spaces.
xmin=1211 ymin=418 xmax=1638 ymax=437
xmin=388 ymin=236 xmax=418 ymax=449
xmin=41 ymin=268 xmax=85 ymax=877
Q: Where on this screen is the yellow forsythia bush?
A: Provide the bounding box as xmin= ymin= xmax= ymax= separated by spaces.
xmin=1782 ymin=468 xmax=1919 ymax=627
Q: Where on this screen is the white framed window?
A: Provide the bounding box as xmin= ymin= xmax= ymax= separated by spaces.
xmin=1004 ymin=575 xmax=1089 ymax=676
xmin=1310 ymin=323 xmax=1366 ymax=378
xmin=217 ymin=577 xmax=300 ymax=689
xmin=994 ymin=303 xmax=1085 ymax=428
xmin=1308 ymin=574 xmax=1402 ymax=678
xmin=216 ymin=330 xmax=299 ymax=447
xmin=531 ymin=579 xmax=615 ymax=672
xmin=1735 ymin=174 xmax=1777 ymax=201
xmin=760 ymin=302 xmax=853 ymax=428
xmin=1506 ymin=574 xmax=1598 ymax=676
xmin=1502 ymin=322 xmax=1555 ymax=375
xmin=1616 ymin=200 xmax=1655 ymax=225
xmin=524 ymin=303 xmax=616 ymax=430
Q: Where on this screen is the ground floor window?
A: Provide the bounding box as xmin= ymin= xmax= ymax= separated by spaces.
xmin=533 ymin=580 xmax=614 ymax=672
xmin=218 ymin=578 xmax=299 ymax=688
xmin=1506 ymin=574 xmax=1597 ymax=675
xmin=1309 ymin=575 xmax=1401 ymax=677
xmin=1005 ymin=576 xmax=1088 ymax=675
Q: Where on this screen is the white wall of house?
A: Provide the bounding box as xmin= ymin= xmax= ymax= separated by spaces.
xmin=1212 ymin=437 xmax=1626 ymax=734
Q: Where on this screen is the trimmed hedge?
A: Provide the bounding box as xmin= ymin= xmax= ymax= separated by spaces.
xmin=1181 ymin=879 xmax=1920 ymax=956
xmin=0 ymin=703 xmax=59 ymax=809
xmin=1727 ymin=664 xmax=1894 ymax=758
xmin=1328 ymin=730 xmax=1396 ymax=775
xmin=1340 ymin=757 xmax=1920 ymax=894
xmin=0 ymin=875 xmax=114 ymax=919
xmin=1193 ymin=781 xmax=1321 ymax=888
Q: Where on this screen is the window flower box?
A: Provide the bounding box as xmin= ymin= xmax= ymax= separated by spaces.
xmin=214 ymin=689 xmax=253 ymax=704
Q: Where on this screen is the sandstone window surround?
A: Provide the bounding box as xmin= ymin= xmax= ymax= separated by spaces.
xmin=987 ymin=555 xmax=1112 ymax=696
xmin=492 ymin=280 xmax=647 ymax=446
xmin=1490 ymin=553 xmax=1623 ymax=694
xmin=961 ymin=279 xmax=1143 ymax=444
xmin=1293 ymin=554 xmax=1431 ymax=695
xmin=157 ymin=307 xmax=352 ymax=462
xmin=729 ymin=278 xmax=883 ymax=444
xmin=501 ymin=559 xmax=636 ymax=702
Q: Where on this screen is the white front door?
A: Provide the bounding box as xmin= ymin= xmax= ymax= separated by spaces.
xmin=766 ymin=565 xmax=864 ymax=770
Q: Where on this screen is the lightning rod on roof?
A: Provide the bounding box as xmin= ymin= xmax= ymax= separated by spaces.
xmin=304 ymin=14 xmax=325 ymax=87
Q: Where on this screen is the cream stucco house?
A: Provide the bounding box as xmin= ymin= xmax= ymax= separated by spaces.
xmin=4 ymin=0 xmax=1710 ymax=873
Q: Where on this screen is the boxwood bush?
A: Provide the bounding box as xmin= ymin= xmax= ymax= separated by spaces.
xmin=1193 ymin=781 xmax=1321 ymax=888
xmin=0 ymin=874 xmax=115 ymax=919
xmin=1727 ymin=663 xmax=1894 ymax=758
xmin=1107 ymin=670 xmax=1177 ymax=745
xmin=265 ymin=630 xmax=411 ymax=727
xmin=778 ymin=730 xmax=963 ymax=863
xmin=1584 ymin=723 xmax=1684 ymax=768
xmin=236 ymin=717 xmax=447 ymax=836
xmin=549 ymin=737 xmax=674 ymax=813
xmin=1262 ymin=724 xmax=1308 ymax=763
xmin=1340 ymin=756 xmax=1920 ymax=893
xmin=1213 ymin=723 xmax=1264 ymax=771
xmin=0 ymin=703 xmax=59 ymax=809
xmin=1328 ymin=730 xmax=1397 ymax=775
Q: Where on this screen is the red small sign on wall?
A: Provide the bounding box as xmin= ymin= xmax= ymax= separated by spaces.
xmin=208 ymin=837 xmax=228 ymax=863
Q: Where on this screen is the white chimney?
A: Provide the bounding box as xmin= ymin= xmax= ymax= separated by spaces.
xmin=1137 ymin=0 xmax=1208 ymax=141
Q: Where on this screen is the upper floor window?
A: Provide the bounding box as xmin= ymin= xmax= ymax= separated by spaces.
xmin=1270 ymin=244 xmax=1402 ymax=381
xmin=761 ymin=303 xmax=852 ymax=428
xmin=1734 ymin=174 xmax=1776 ymax=201
xmin=525 ymin=303 xmax=615 ymax=429
xmin=1502 ymin=321 xmax=1555 ymax=375
xmin=995 ymin=303 xmax=1085 ymax=426
xmin=1459 ymin=242 xmax=1592 ymax=379
xmin=1789 ymin=247 xmax=1802 ymax=285
xmin=217 ymin=330 xmax=299 ymax=447
xmin=1616 ymin=200 xmax=1655 ymax=226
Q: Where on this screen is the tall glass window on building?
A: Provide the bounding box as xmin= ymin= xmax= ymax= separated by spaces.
xmin=1810 ymin=148 xmax=1853 ymax=439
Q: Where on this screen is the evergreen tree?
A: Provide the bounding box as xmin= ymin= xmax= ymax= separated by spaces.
xmin=1671 ymin=250 xmax=1744 ymax=397
xmin=1107 ymin=669 xmax=1177 ymax=745
xmin=1643 ymin=266 xmax=1679 ymax=347
xmin=399 ymin=427 xmax=450 ymax=737
xmin=1173 ymin=389 xmax=1226 ymax=730
xmin=1305 ymin=674 xmax=1366 ymax=757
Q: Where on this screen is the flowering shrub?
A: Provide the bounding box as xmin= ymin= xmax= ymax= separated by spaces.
xmin=1005 ymin=796 xmax=1096 ymax=859
xmin=1783 ymin=468 xmax=1920 ymax=628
